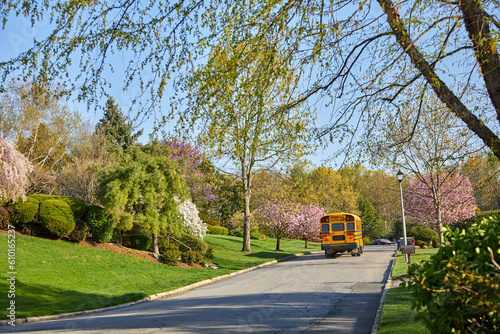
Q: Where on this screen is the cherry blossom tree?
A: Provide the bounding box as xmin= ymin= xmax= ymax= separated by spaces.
xmin=292 ymin=204 xmax=325 ymax=248
xmin=404 ymin=173 xmax=476 ymax=244
xmin=175 ymin=197 xmax=208 ymax=240
xmin=0 ymin=138 xmax=33 ymax=203
xmin=256 ymin=201 xmax=299 ymax=251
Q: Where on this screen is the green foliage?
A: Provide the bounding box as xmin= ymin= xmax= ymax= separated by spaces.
xmin=207 ymin=225 xmax=229 ymax=235
xmin=409 ymin=225 xmax=438 ymax=244
xmin=98 ymin=143 xmax=188 ymax=248
xmin=203 ymin=217 xmax=221 ymax=226
xmin=358 ymin=196 xmax=383 ymax=240
xmin=406 ymin=217 xmax=500 ymax=333
xmin=116 ymin=212 xmax=134 ymax=232
xmin=68 ymin=219 xmax=88 ymax=242
xmin=178 ymin=233 xmax=208 ymax=255
xmin=415 ymin=240 xmax=427 ymax=248
xmin=250 ymin=231 xmax=266 ymax=240
xmin=122 ymin=234 xmax=152 ymax=251
xmin=96 ymin=96 xmax=143 ymax=149
xmin=85 ymin=205 xmax=114 ymax=243
xmin=60 ymin=196 xmax=87 ymax=219
xmin=181 ymin=251 xmax=203 ymax=265
xmin=162 ymin=249 xmax=181 ymax=266
xmin=431 ymin=237 xmax=439 ymax=248
xmin=362 ymin=237 xmax=371 ymax=245
xmin=13 ymin=196 xmax=40 ymax=223
xmin=205 ymin=246 xmax=215 ymax=260
xmin=407 ymin=261 xmax=425 ymax=276
xmin=39 ymin=199 xmax=76 ymax=237
xmin=449 ymin=210 xmax=500 ymax=232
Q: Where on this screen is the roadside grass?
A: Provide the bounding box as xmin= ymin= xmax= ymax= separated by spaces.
xmin=0 ymin=233 xmax=320 ymax=320
xmin=378 ymin=248 xmax=439 ymax=334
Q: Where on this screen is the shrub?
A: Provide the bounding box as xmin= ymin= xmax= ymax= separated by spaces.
xmin=207 ymin=225 xmax=229 ymax=235
xmin=85 ymin=205 xmax=114 ymax=243
xmin=181 ymin=251 xmax=203 ymax=265
xmin=415 ymin=240 xmax=427 ymax=248
xmin=68 ymin=219 xmax=88 ymax=242
xmin=406 ymin=217 xmax=500 ymax=333
xmin=123 ymin=234 xmax=152 ymax=251
xmin=0 ymin=206 xmax=12 ymax=230
xmin=205 ymin=246 xmax=215 ymax=260
xmin=409 ymin=225 xmax=438 ymax=244
xmin=250 ymin=231 xmax=265 ymax=240
xmin=39 ymin=199 xmax=76 ymax=237
xmin=362 ymin=237 xmax=371 ymax=245
xmin=431 ymin=237 xmax=439 ymax=248
xmin=13 ymin=196 xmax=40 ymax=223
xmin=60 ymin=196 xmax=86 ymax=219
xmin=449 ymin=209 xmax=500 ymax=232
xmin=163 ymin=249 xmax=181 ymax=266
xmin=178 ymin=233 xmax=208 ymax=255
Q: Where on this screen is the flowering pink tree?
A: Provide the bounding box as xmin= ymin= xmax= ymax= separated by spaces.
xmin=0 ymin=138 xmax=33 ymax=203
xmin=161 ymin=139 xmax=217 ymax=201
xmin=404 ymin=173 xmax=476 ymax=243
xmin=292 ymin=204 xmax=325 ymax=248
xmin=256 ymin=201 xmax=298 ymax=251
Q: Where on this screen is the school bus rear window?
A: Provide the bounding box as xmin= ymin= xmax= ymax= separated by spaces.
xmin=321 ymin=224 xmax=330 ymax=233
xmin=346 ymin=223 xmax=355 ymax=231
xmin=331 ymin=223 xmax=344 ymax=231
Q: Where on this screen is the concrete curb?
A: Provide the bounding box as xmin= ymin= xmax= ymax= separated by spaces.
xmin=371 ymin=250 xmax=398 ymax=334
xmin=0 ymin=251 xmax=323 ymax=327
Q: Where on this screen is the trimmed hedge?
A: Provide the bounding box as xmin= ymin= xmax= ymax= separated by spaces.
xmin=13 ymin=196 xmax=40 ymax=223
xmin=123 ymin=234 xmax=152 ymax=251
xmin=39 ymin=199 xmax=76 ymax=237
xmin=207 ymin=225 xmax=229 ymax=235
xmin=68 ymin=219 xmax=88 ymax=242
xmin=409 ymin=225 xmax=438 ymax=244
xmin=30 ymin=194 xmax=86 ymax=218
xmin=178 ymin=233 xmax=208 ymax=255
xmin=85 ymin=205 xmax=114 ymax=243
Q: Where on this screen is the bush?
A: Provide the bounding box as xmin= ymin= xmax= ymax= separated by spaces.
xmin=163 ymin=249 xmax=181 ymax=266
xmin=85 ymin=205 xmax=114 ymax=243
xmin=0 ymin=206 xmax=12 ymax=230
xmin=409 ymin=225 xmax=438 ymax=244
xmin=207 ymin=225 xmax=229 ymax=235
xmin=406 ymin=217 xmax=500 ymax=333
xmin=39 ymin=199 xmax=76 ymax=237
xmin=205 ymin=246 xmax=215 ymax=260
xmin=13 ymin=196 xmax=40 ymax=223
xmin=178 ymin=233 xmax=208 ymax=255
xmin=181 ymin=251 xmax=203 ymax=265
xmin=415 ymin=240 xmax=427 ymax=248
xmin=431 ymin=236 xmax=439 ymax=248
xmin=449 ymin=209 xmax=500 ymax=232
xmin=250 ymin=231 xmax=265 ymax=240
xmin=122 ymin=234 xmax=152 ymax=251
xmin=68 ymin=219 xmax=87 ymax=242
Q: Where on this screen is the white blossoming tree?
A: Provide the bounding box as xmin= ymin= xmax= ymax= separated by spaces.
xmin=176 ymin=197 xmax=207 ymax=239
xmin=0 ymin=138 xmax=33 ymax=203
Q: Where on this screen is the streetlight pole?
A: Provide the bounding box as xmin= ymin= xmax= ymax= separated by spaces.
xmin=397 ymin=170 xmax=409 ymax=264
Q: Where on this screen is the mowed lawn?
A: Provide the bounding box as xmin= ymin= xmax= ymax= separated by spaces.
xmin=378 ymin=248 xmax=440 ymax=334
xmin=0 ymin=233 xmax=320 ymax=319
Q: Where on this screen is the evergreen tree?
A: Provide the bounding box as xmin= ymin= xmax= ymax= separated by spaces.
xmin=96 ymin=97 xmax=142 ymax=149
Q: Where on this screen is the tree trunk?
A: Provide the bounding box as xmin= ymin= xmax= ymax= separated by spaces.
xmin=378 ymin=0 xmax=500 ymax=160
xmin=304 ymin=239 xmax=309 ymax=249
xmin=152 ymin=233 xmax=159 ymax=255
xmin=241 ymin=158 xmax=252 ymax=252
xmin=276 ymin=236 xmax=281 ymax=251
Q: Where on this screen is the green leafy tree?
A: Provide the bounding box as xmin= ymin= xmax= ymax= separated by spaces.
xmin=176 ymin=41 xmax=310 ymax=252
xmin=97 ymin=143 xmax=188 ymax=255
xmin=96 ymin=97 xmax=142 ymax=150
xmin=1 ymin=0 xmax=500 ymax=164
xmin=357 ymin=196 xmax=383 ymax=240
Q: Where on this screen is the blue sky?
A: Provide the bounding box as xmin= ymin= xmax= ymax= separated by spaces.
xmin=0 ymin=13 xmax=345 ymax=169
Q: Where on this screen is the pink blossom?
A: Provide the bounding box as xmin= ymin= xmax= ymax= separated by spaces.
xmin=404 ymin=173 xmax=476 ymax=225
xmin=0 ymin=138 xmax=33 ymax=202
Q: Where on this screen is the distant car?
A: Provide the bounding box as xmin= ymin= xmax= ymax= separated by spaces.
xmin=372 ymin=239 xmax=393 ymax=245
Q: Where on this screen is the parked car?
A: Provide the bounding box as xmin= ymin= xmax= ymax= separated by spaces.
xmin=372 ymin=238 xmax=393 ymax=245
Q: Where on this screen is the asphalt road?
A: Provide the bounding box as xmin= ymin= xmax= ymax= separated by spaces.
xmin=1 ymin=245 xmax=396 ymax=334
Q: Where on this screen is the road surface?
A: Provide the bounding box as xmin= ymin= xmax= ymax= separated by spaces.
xmin=1 ymin=245 xmax=396 ymax=333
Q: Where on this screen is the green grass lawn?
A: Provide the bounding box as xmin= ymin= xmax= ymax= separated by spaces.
xmin=0 ymin=233 xmax=320 ymax=320
xmin=378 ymin=248 xmax=440 ymax=334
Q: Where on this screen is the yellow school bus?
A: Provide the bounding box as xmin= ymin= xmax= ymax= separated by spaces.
xmin=320 ymin=213 xmax=363 ymax=258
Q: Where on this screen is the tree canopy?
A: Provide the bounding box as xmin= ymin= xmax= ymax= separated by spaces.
xmin=1 ymin=0 xmax=499 ymax=163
